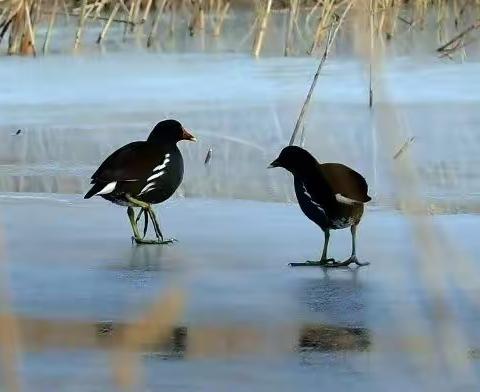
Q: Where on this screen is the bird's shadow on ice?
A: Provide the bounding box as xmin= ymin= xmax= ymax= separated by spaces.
xmin=106 ymin=243 xmax=186 ymax=272
xmin=296 ymin=268 xmax=369 ymax=327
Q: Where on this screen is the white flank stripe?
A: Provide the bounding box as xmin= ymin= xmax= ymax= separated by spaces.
xmin=96 ymin=181 xmax=117 ymax=195
xmin=335 ymin=193 xmax=360 ymax=205
xmin=139 ymin=183 xmax=156 ymax=195
xmin=153 ymin=157 xmax=170 ymax=172
xmin=302 ymin=183 xmax=325 ymax=213
xmin=147 ymin=170 xmax=165 ymax=182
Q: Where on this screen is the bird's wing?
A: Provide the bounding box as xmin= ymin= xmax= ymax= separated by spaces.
xmin=91 ymin=141 xmax=154 ymax=183
xmin=320 ymin=163 xmax=371 ymax=203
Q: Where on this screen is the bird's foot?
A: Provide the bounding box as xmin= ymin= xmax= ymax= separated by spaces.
xmin=289 ymin=258 xmax=336 ymax=267
xmin=131 ymin=236 xmax=177 ymax=245
xmin=324 ymin=256 xmax=370 ymax=268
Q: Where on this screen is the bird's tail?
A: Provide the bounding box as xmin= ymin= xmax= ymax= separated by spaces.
xmin=84 ymin=183 xmax=104 ymax=199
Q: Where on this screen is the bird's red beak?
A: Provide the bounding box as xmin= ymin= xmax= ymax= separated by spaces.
xmin=182 ymin=127 xmax=197 ymax=142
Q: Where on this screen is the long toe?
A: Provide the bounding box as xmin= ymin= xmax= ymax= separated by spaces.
xmin=348 ymin=256 xmax=370 ymax=266
xmin=354 ymin=259 xmax=370 ymax=266
xmin=133 ymin=237 xmax=176 ymax=245
xmin=326 ymin=256 xmax=370 ymax=268
xmin=289 ymin=259 xmax=336 ymax=267
xmin=322 ymin=258 xmax=355 ymax=268
xmin=319 ymin=258 xmax=336 ymax=265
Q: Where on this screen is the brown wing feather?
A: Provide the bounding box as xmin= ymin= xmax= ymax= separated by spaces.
xmin=320 ymin=163 xmax=371 ymax=203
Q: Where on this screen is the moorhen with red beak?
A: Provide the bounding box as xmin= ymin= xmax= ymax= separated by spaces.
xmin=84 ymin=119 xmax=196 ymax=244
xmin=269 ymin=146 xmax=371 ymax=267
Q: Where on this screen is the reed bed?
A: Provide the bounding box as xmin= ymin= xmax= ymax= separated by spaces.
xmin=1 ymin=0 xmax=480 ymax=56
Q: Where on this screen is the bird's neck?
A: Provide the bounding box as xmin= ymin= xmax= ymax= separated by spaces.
xmin=293 ymin=167 xmax=334 ymax=196
xmin=148 ymin=140 xmax=179 ymax=150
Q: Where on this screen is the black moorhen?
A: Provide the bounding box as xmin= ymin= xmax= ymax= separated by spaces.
xmin=269 ymin=146 xmax=371 ymax=267
xmin=84 ymin=119 xmax=196 ymax=244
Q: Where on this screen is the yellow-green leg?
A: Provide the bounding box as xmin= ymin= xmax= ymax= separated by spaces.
xmin=125 ymin=195 xmax=176 ymax=245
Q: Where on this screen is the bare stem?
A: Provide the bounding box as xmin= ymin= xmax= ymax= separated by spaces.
xmin=252 ymin=0 xmax=273 ymax=57
xmin=43 ymin=0 xmax=58 ymax=54
xmin=74 ymin=0 xmax=88 ymax=50
xmin=437 ymin=20 xmax=480 ymax=52
xmin=289 ymin=1 xmax=354 ymax=146
xmin=97 ymin=2 xmax=120 ymax=44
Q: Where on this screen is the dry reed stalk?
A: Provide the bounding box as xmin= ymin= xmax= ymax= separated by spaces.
xmin=199 ymin=0 xmax=205 ymax=29
xmin=169 ymin=1 xmax=175 ymax=35
xmin=74 ymin=0 xmax=89 ymax=50
xmin=376 ymin=0 xmax=386 ymax=34
xmin=123 ymin=0 xmax=135 ymax=40
xmin=22 ymin=0 xmax=37 ymax=55
xmin=369 ymin=0 xmax=374 ymax=107
xmin=393 ymin=136 xmax=416 ymax=160
xmin=188 ymin=0 xmax=205 ymax=36
xmin=252 ymin=0 xmax=273 ymax=57
xmin=386 ymin=0 xmax=401 ymax=39
xmin=141 ymin=0 xmax=153 ymax=23
xmin=284 ymin=0 xmax=298 ymax=56
xmin=309 ymin=0 xmax=336 ymax=54
xmin=0 ymin=8 xmax=8 ymax=23
xmin=237 ymin=13 xmax=258 ymax=49
xmin=61 ymin=0 xmax=70 ymax=22
xmin=91 ymin=0 xmax=109 ymax=22
xmin=382 ymin=109 xmax=477 ymax=385
xmin=112 ymin=289 xmax=184 ymax=390
xmin=305 ymin=0 xmax=322 ymax=29
xmin=97 ymin=1 xmax=119 ymax=43
xmin=115 ymin=0 xmax=130 ymax=14
xmin=212 ymin=0 xmax=229 ymax=36
xmin=0 ymin=314 xmax=21 ymax=392
xmin=353 ymin=1 xmax=478 ymax=381
xmin=33 ymin=0 xmax=42 ymax=25
xmin=7 ymin=3 xmax=24 ymax=55
xmin=212 ymin=0 xmax=221 ymax=19
xmin=289 ymin=0 xmax=354 ymax=146
xmin=293 ymin=10 xmax=308 ymax=48
xmin=0 ymin=11 xmax=14 ymax=46
xmin=437 ymin=20 xmax=480 ymax=52
xmin=147 ymin=0 xmax=168 ymax=47
xmin=130 ymin=0 xmax=141 ymax=31
xmin=42 ymin=0 xmax=58 ymax=53
xmin=0 ymin=230 xmax=22 ymax=392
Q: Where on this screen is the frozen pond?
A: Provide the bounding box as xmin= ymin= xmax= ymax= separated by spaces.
xmin=1 ymin=11 xmax=480 ymax=390
xmin=1 ymin=51 xmax=480 ymax=209
xmin=1 ymin=194 xmax=480 ymax=391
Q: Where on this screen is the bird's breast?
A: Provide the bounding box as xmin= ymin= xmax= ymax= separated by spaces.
xmin=136 ymin=150 xmax=184 ymax=203
xmin=294 ymin=179 xmax=329 ymax=229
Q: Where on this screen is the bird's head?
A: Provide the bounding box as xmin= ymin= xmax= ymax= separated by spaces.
xmin=147 ymin=119 xmax=196 ymax=144
xmin=268 ymin=145 xmax=318 ymax=175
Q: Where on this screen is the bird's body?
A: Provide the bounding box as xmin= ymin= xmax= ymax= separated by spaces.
xmin=84 ymin=119 xmax=196 ymax=244
xmin=293 ymin=162 xmax=369 ymax=231
xmin=269 ymin=146 xmax=371 ymax=267
xmin=85 ymin=142 xmax=184 ymax=207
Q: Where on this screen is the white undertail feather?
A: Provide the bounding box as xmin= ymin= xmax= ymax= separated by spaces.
xmin=335 ymin=193 xmax=361 ymax=205
xmin=95 ymin=181 xmax=117 ymax=195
